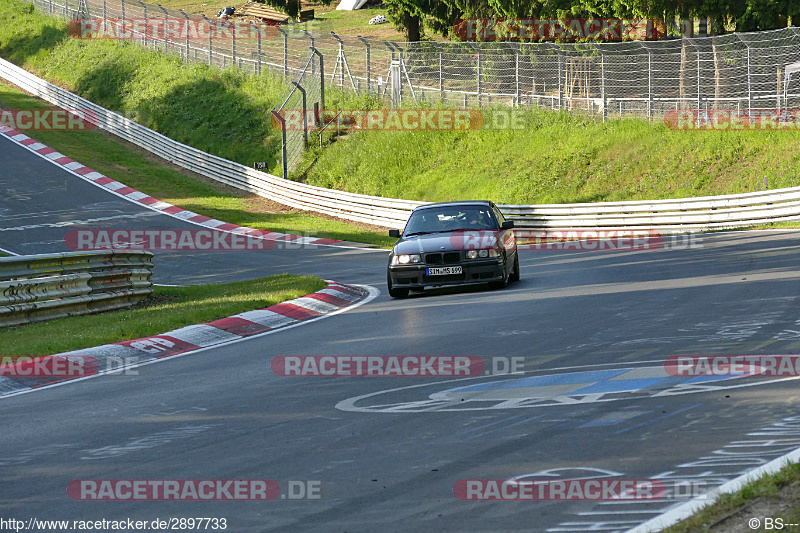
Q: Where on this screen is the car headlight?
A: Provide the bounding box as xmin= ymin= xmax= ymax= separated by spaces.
xmin=393 ymin=254 xmax=421 ymax=265
xmin=466 ymin=249 xmax=498 ymax=259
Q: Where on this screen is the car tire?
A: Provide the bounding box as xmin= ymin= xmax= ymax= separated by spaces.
xmin=387 ymin=272 xmax=409 ymax=298
xmin=509 ymin=253 xmax=520 ymax=282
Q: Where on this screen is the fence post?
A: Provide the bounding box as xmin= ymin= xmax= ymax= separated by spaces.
xmin=137 ymin=0 xmax=147 ymax=47
xmin=121 ymin=0 xmax=125 ymax=32
xmin=271 ymin=111 xmax=288 ymax=179
xmin=468 ymin=43 xmax=482 ymax=107
xmin=506 ymin=42 xmax=519 ymax=106
xmin=598 ymin=47 xmax=606 ymax=121
xmin=277 ymin=28 xmax=288 ymax=77
xmin=304 ymin=30 xmax=315 ymax=76
xmin=253 ymin=21 xmax=261 ymax=76
xmin=157 ymin=4 xmax=168 ymax=52
xmin=734 ymin=33 xmax=752 ymax=110
xmin=201 ymin=14 xmax=212 ymax=65
xmin=639 ymin=42 xmax=652 ymax=120
xmin=687 ymin=38 xmax=701 ymax=109
xmin=179 ymin=9 xmax=189 ymax=61
xmin=312 ymin=47 xmax=325 ymax=110
xmin=232 ymin=18 xmax=236 ymax=67
xmin=746 ymin=41 xmax=752 ymax=109
xmin=430 ymin=41 xmax=444 ymax=101
xmin=390 ymin=59 xmax=401 ymax=108
xmin=551 ymin=44 xmax=563 ymax=110
xmin=292 ymin=82 xmax=308 ymax=147
xmin=330 ymin=32 xmax=345 ymax=87
xmin=357 ymin=36 xmax=370 ymax=92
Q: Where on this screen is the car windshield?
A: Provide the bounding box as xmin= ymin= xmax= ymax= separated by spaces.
xmin=404 ymin=207 xmax=497 ymax=235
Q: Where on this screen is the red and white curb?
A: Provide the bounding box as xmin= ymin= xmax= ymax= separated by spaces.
xmin=0 ymin=281 xmax=377 ymax=398
xmin=0 ymin=123 xmax=369 ymax=250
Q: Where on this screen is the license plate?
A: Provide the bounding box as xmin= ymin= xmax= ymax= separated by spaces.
xmin=426 ymin=266 xmax=462 ymax=276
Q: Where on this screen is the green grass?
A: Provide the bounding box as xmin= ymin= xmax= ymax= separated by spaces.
xmin=664 ymin=462 xmax=800 ymax=532
xmin=0 ymin=274 xmax=326 ymax=357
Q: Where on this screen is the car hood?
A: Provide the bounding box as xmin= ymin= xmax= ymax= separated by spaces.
xmin=393 ymin=231 xmax=499 ymax=255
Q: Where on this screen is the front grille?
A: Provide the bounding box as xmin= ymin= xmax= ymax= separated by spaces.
xmin=424 ymin=252 xmax=461 ymax=264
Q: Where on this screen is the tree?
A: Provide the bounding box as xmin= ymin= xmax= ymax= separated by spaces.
xmin=384 ymin=0 xmax=464 ymax=41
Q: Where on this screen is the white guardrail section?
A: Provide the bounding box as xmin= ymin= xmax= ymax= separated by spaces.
xmin=3 ymin=56 xmax=800 ymax=231
xmin=0 ymin=251 xmax=154 ymax=327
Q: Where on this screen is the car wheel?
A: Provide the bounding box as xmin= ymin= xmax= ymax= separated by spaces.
xmin=509 ymin=253 xmax=520 ymax=282
xmin=387 ymin=272 xmax=409 ymax=298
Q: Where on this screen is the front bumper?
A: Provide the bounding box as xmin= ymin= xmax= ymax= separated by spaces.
xmin=389 ymin=259 xmax=504 ymax=289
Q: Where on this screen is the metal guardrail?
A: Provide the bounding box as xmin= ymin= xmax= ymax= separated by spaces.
xmin=2 ymin=56 xmax=800 ymax=231
xmin=0 ymin=251 xmax=154 ymax=327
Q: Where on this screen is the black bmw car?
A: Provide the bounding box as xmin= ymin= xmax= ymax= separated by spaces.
xmin=387 ymin=201 xmax=519 ymax=298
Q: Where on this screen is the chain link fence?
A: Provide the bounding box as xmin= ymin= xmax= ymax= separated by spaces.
xmin=17 ymin=0 xmax=800 ymax=176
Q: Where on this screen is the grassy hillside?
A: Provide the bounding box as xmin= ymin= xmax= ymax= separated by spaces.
xmin=301 ymin=107 xmax=800 ymax=204
xmin=0 ymin=0 xmax=286 ymax=170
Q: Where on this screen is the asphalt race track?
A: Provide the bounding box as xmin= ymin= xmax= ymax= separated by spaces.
xmin=4 ymin=133 xmax=800 ymax=532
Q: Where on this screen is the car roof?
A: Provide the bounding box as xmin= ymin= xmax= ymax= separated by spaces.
xmin=412 ymin=201 xmax=494 ymax=212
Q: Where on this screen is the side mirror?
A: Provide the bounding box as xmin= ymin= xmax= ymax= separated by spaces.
xmin=388 ymin=229 xmax=401 ymax=238
xmin=501 ymin=220 xmax=515 ymax=230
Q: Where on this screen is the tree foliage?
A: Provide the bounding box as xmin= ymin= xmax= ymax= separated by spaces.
xmin=382 ymin=0 xmax=800 ymax=40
